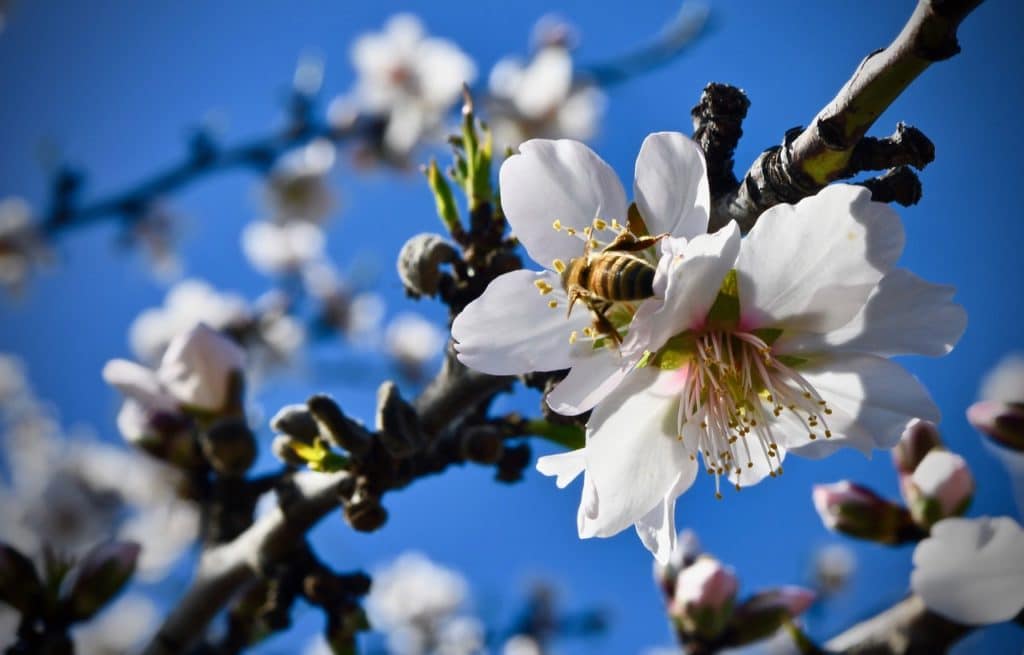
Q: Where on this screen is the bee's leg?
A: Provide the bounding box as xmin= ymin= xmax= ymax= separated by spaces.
xmin=566 ymin=285 xmax=590 ymax=317
xmin=603 ymin=231 xmax=670 ymax=253
xmin=592 ymin=308 xmax=623 ymax=345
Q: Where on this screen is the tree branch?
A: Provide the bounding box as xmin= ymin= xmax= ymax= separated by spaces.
xmin=709 ymin=0 xmax=983 ymax=232
xmin=824 ymin=595 xmax=972 ymax=655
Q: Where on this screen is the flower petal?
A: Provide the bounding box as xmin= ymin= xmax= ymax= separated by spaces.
xmin=736 ymin=185 xmax=904 ymax=333
xmin=452 ymin=270 xmax=590 ymax=375
xmin=783 ymin=353 xmax=939 ymax=458
xmin=634 ymin=468 xmax=697 ymax=564
xmin=584 ymin=367 xmax=694 ymax=538
xmin=779 ymin=269 xmax=966 ymax=358
xmin=536 ymin=448 xmax=585 ymax=488
xmin=633 ymin=132 xmax=710 ymax=240
xmin=546 ymin=347 xmax=630 ymax=416
xmin=499 ymin=139 xmax=627 ymax=268
xmin=512 ymin=47 xmax=572 ymax=118
xmin=102 ymin=360 xmax=177 ymax=411
xmin=623 ymin=222 xmax=741 ymax=356
xmin=727 ymin=441 xmax=787 ymax=488
xmin=912 ymin=516 xmax=1024 ymax=625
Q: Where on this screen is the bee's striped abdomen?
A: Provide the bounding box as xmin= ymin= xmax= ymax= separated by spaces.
xmin=587 ymin=253 xmax=655 ymax=301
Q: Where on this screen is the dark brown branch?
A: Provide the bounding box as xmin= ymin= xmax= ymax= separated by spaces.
xmin=857 ymin=166 xmax=923 ymax=206
xmin=709 ymin=0 xmax=983 ymax=232
xmin=691 ymin=83 xmax=750 ymax=198
xmin=824 ymin=595 xmax=972 ymax=655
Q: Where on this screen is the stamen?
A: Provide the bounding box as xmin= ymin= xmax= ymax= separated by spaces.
xmin=547 ymin=299 xmax=558 ymax=308
xmin=552 ymin=219 xmax=562 ymax=231
xmin=533 ymin=279 xmax=554 ymax=295
xmin=552 ymin=259 xmax=566 ymax=273
xmin=593 ymin=218 xmax=607 ymax=230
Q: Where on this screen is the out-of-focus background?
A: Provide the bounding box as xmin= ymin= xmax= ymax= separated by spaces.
xmin=0 ymin=1 xmax=1022 ymax=653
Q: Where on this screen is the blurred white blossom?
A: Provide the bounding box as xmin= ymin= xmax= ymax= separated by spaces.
xmin=241 ymin=220 xmax=326 ymax=276
xmin=0 ymin=196 xmax=45 ymax=292
xmin=979 ymin=353 xmax=1024 ymax=404
xmin=487 ymin=44 xmax=604 ymax=149
xmin=385 ymin=312 xmax=446 ymax=376
xmin=72 ymin=593 xmax=158 ymax=654
xmin=348 ymin=14 xmax=476 ymax=156
xmin=262 ymin=139 xmax=336 ymax=224
xmin=502 ymin=634 xmax=542 ymax=655
xmin=130 ymin=279 xmax=251 ymax=364
xmin=0 ymin=355 xmax=197 ymax=581
xmin=367 ymin=552 xmax=476 ymax=655
xmin=911 ymin=516 xmax=1024 ymax=625
xmin=970 ymin=354 xmax=1024 ymax=514
xmin=346 ymin=291 xmax=387 ymax=349
xmin=812 ymin=543 xmax=856 ymax=594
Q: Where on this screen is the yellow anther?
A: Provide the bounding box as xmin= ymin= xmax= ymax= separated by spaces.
xmin=547 ymin=299 xmax=558 ymax=308
xmin=593 ymin=218 xmax=607 ymax=230
xmin=610 ymin=219 xmax=622 ymax=230
xmin=568 ymin=331 xmax=578 ymax=344
xmin=825 ymin=430 xmax=833 ymax=438
xmin=565 ymin=227 xmax=576 ymax=236
xmin=533 ymin=280 xmax=553 ymax=295
xmin=715 ymin=492 xmax=723 ymax=500
xmin=552 ymin=259 xmax=566 ymax=273
xmin=552 ymin=219 xmax=562 ymax=231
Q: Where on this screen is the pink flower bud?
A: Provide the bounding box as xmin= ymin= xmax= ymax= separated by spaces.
xmin=670 ymin=556 xmax=738 ymax=639
xmin=728 ymin=586 xmax=817 ymax=647
xmin=157 ymin=323 xmax=246 ymax=412
xmin=907 ymin=450 xmax=974 ymax=527
xmin=967 ymin=400 xmax=1024 ymax=452
xmin=892 ymin=419 xmax=942 ymax=475
xmin=812 ymin=482 xmax=917 ymax=544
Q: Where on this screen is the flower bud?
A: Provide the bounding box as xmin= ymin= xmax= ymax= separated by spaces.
xmin=670 ymin=556 xmax=738 ymax=639
xmin=271 ymin=435 xmax=308 ymax=467
xmin=0 ymin=543 xmax=44 ymax=615
xmin=812 ymin=482 xmax=918 ymax=544
xmin=200 ymin=418 xmax=257 ymax=477
xmin=397 ymin=232 xmax=458 ymax=298
xmin=967 ymin=400 xmax=1024 ymax=452
xmin=157 ymin=323 xmax=246 ymax=413
xmin=308 ymin=394 xmax=373 ymax=459
xmin=906 ymin=450 xmax=974 ymax=528
xmin=270 ymin=404 xmax=320 ymax=444
xmin=344 ymin=496 xmax=388 ymax=532
xmin=63 ymin=541 xmax=140 ymax=621
xmin=892 ymin=419 xmax=942 ymax=475
xmin=653 ymin=529 xmax=701 ymax=597
xmin=460 ymin=425 xmax=504 ymax=464
xmin=727 ymin=586 xmax=816 ymax=647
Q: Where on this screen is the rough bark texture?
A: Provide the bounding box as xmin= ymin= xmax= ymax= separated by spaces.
xmin=825 ymin=595 xmax=972 ymax=655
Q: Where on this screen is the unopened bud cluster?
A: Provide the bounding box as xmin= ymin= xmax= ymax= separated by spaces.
xmin=814 ymin=421 xmax=974 ymax=542
xmin=655 ymin=533 xmax=814 ymax=649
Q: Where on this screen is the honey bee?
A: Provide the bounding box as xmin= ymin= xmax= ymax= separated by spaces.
xmin=561 ymin=230 xmax=667 ymax=344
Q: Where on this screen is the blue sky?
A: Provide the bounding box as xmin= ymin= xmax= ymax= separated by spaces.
xmin=1 ymin=1 xmax=1022 ymax=653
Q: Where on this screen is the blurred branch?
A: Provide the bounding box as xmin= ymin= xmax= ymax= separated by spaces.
xmin=824 ymin=595 xmax=972 ymax=655
xmin=581 ymin=1 xmax=710 ymax=86
xmin=41 ymin=100 xmax=377 ymax=234
xmin=708 ymin=0 xmax=983 ymax=232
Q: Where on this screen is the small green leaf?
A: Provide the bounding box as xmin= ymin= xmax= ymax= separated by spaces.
xmin=776 ymin=354 xmax=808 ymax=368
xmin=425 ymin=160 xmax=462 ymax=235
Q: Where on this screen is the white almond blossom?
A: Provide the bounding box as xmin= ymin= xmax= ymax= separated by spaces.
xmin=366 ymin=552 xmax=478 ymax=655
xmin=349 ymin=14 xmax=476 ymax=156
xmin=487 ymin=44 xmax=605 ymax=149
xmin=0 ymin=355 xmax=197 ymax=581
xmin=385 ymin=312 xmax=447 ymax=375
xmin=72 ymin=593 xmax=158 ymax=654
xmin=262 ymin=139 xmax=336 ymax=225
xmin=970 ymin=353 xmax=1024 ymax=514
xmin=129 ymin=279 xmax=251 ymax=364
xmin=453 ymin=133 xmax=965 ymax=562
xmin=911 ymin=516 xmax=1024 ymax=625
xmin=241 ymin=220 xmax=326 ymax=276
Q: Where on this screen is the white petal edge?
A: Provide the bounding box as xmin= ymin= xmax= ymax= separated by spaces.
xmin=546 ymin=347 xmax=630 ymax=416
xmin=536 ymin=448 xmax=585 ymax=489
xmin=780 ymin=269 xmax=967 ymax=358
xmin=452 ymin=270 xmax=590 ymax=375
xmin=499 ymin=139 xmax=627 ymax=268
xmin=633 ymin=132 xmax=710 ymax=240
xmin=584 ymin=366 xmax=694 ymax=538
xmin=736 ymin=185 xmax=905 ymax=334
xmin=782 ymin=353 xmax=940 ymax=459
xmin=634 ymin=467 xmax=698 ymax=564
xmin=912 ymin=516 xmax=1024 ymax=625
xmin=102 ymin=360 xmax=177 ymax=411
